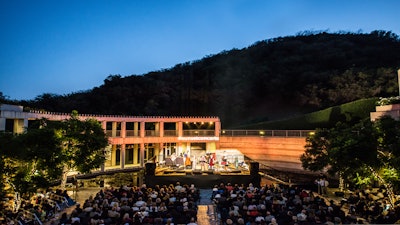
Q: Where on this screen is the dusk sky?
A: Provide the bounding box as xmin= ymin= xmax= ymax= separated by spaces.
xmin=1 ymin=0 xmax=399 ymax=100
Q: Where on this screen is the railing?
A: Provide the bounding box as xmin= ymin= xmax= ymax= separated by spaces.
xmin=164 ymin=130 xmax=178 ymax=136
xmin=27 ymin=109 xmax=219 ymax=119
xmin=183 ymin=130 xmax=215 ymax=136
xmin=18 ymin=210 xmax=43 ymax=225
xmin=105 ymin=130 xmax=122 ymax=137
xmin=106 ymin=129 xmax=314 ymax=138
xmin=221 ymin=130 xmax=314 ymax=137
xmin=145 ymin=130 xmax=160 ymax=137
xmin=126 ymin=130 xmax=139 ymax=137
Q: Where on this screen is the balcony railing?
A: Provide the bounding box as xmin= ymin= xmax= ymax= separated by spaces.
xmin=106 ymin=129 xmax=313 ymax=138
xmin=126 ymin=130 xmax=139 ymax=137
xmin=145 ymin=130 xmax=160 ymax=137
xmin=106 ymin=130 xmax=122 ymax=137
xmin=221 ymin=130 xmax=314 ymax=137
xmin=164 ymin=130 xmax=178 ymax=136
xmin=182 ymin=130 xmax=215 ymax=136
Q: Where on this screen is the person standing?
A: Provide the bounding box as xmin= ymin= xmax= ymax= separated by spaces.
xmin=185 ymin=154 xmax=192 ymax=169
xmin=200 ymin=155 xmax=207 ymax=171
xmin=315 ymin=178 xmax=322 ymax=195
xmin=208 ymin=153 xmax=215 ymax=170
xmin=321 ymin=177 xmax=329 ymax=196
xmin=221 ymin=155 xmax=228 ymax=170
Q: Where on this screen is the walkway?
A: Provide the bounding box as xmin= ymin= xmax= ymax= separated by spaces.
xmin=197 ymin=205 xmax=216 ymax=225
xmin=198 ymin=189 xmax=217 ymax=225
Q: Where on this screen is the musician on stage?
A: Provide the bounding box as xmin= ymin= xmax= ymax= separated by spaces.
xmin=200 ymin=155 xmax=207 ymax=171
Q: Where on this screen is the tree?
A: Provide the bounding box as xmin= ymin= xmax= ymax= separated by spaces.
xmin=51 ymin=111 xmax=109 ymax=189
xmin=0 ymin=127 xmax=59 ymax=212
xmin=5 ymin=111 xmax=107 ymax=193
xmin=0 ymin=113 xmax=108 ymax=212
xmin=0 ymin=131 xmax=17 ymax=210
xmin=372 ymin=116 xmax=400 ymax=205
xmin=301 ymin=119 xmax=377 ymax=178
xmin=301 ymin=116 xmax=400 ymax=206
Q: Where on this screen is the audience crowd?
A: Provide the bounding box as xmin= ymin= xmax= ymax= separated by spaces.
xmin=61 ymin=182 xmax=200 ymax=225
xmin=1 ymin=182 xmax=200 ymax=225
xmin=1 ymin=188 xmax=76 ymax=224
xmin=2 ymin=180 xmax=400 ymax=225
xmin=211 ymin=182 xmax=400 ymax=225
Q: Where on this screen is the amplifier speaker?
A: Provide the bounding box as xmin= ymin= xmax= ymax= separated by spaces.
xmin=250 ymin=162 xmax=259 ymax=176
xmin=145 ymin=163 xmax=156 ymax=176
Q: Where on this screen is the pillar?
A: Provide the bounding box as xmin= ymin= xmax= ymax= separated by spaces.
xmin=140 ymin=122 xmax=145 ymax=138
xmin=0 ymin=118 xmax=5 ymax=131
xmin=398 ymin=69 xmax=400 ymax=96
xmin=121 ymin=122 xmax=126 ymax=138
xmin=121 ymin=144 xmax=126 ymax=169
xmin=159 ymin=142 xmax=164 ymax=161
xmin=155 ymin=122 xmax=160 ymax=137
xmin=159 ymin=122 xmax=164 ymax=137
xmin=178 ymin=121 xmax=183 ymax=137
xmin=111 ymin=145 xmax=116 ymax=166
xmin=100 ymin=121 xmax=107 ymax=171
xmin=23 ymin=119 xmax=28 ymax=131
xmin=112 ymin=122 xmax=117 ymax=137
xmin=140 ymin=121 xmax=145 ymax=167
xmin=140 ymin=142 xmax=145 ymax=167
xmin=214 ymin=121 xmax=221 ymax=136
xmin=134 ymin=122 xmax=139 ymax=136
xmin=133 ymin=144 xmax=138 ymax=164
xmin=215 ymin=121 xmax=221 ymax=149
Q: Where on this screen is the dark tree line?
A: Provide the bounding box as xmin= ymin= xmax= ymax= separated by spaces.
xmin=6 ymin=30 xmax=400 ymax=128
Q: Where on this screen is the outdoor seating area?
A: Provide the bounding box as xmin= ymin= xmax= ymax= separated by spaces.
xmin=211 ymin=182 xmax=400 ymax=225
xmin=61 ymin=183 xmax=200 ymax=225
xmin=1 ymin=189 xmax=76 ymax=225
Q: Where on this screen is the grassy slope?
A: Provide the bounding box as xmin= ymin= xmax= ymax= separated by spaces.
xmin=234 ymin=98 xmax=378 ymax=130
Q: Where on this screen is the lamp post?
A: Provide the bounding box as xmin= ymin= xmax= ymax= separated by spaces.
xmin=398 ymin=69 xmax=400 ymax=96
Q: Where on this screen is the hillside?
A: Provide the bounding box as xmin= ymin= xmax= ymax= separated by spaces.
xmin=234 ymin=98 xmax=379 ymax=130
xmin=7 ymin=30 xmax=400 ymax=128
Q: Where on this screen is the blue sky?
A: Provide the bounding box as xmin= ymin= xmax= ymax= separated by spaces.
xmin=0 ymin=0 xmax=399 ymax=100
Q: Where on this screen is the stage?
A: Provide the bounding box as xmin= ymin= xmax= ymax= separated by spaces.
xmin=144 ymin=162 xmax=260 ymax=188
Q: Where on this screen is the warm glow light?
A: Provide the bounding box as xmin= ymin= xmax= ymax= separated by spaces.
xmin=259 ymin=131 xmax=265 ymax=135
xmin=309 ymin=132 xmax=315 ymax=136
xmin=209 ymin=122 xmax=213 ymax=125
xmin=222 ymin=130 xmax=225 ymax=134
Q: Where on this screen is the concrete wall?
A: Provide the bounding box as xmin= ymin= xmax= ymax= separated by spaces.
xmin=370 ymin=104 xmax=400 ymax=121
xmin=219 ymin=136 xmax=307 ymax=172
